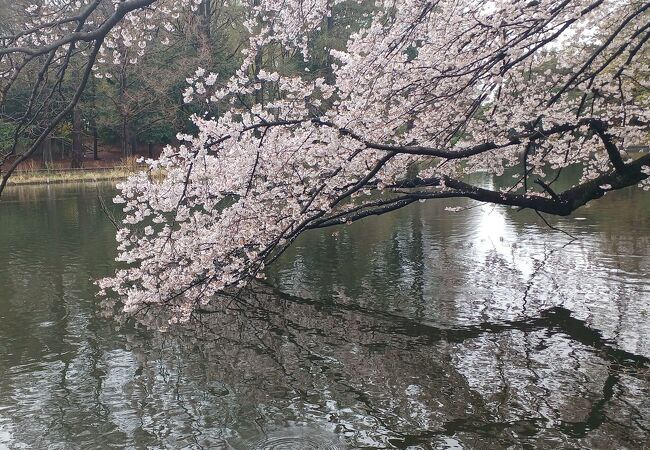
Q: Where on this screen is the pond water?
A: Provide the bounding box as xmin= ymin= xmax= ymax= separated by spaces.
xmin=0 ymin=181 xmax=649 ymax=449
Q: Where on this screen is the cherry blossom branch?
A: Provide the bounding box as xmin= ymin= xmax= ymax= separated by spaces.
xmin=96 ymin=0 xmax=650 ymax=321
xmin=0 ymin=0 xmax=157 ymax=56
xmin=547 ymin=1 xmax=650 ymax=106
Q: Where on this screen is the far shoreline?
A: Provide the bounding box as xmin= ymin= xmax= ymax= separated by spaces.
xmin=7 ymin=166 xmax=138 ymax=187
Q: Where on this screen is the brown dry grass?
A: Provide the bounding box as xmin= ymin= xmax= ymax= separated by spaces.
xmin=8 ymin=164 xmax=139 ymax=186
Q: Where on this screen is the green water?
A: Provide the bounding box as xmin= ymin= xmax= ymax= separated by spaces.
xmin=0 ymin=182 xmax=649 ymax=449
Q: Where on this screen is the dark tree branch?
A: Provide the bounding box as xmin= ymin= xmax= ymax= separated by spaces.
xmin=0 ymin=0 xmax=157 ymax=56
xmin=315 ymin=118 xmax=591 ymax=159
xmin=0 ymin=40 xmax=103 ymax=193
xmin=305 ymin=152 xmax=650 ymax=234
xmin=534 ymin=178 xmax=561 ymax=202
xmin=589 ymin=119 xmax=626 ymax=173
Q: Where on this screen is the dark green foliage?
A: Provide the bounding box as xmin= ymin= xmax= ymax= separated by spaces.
xmin=0 ymin=122 xmax=15 ymax=152
xmin=1 ymin=1 xmax=376 ymax=161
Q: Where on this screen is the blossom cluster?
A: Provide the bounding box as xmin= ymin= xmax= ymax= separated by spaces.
xmin=95 ymin=0 xmax=649 ymax=321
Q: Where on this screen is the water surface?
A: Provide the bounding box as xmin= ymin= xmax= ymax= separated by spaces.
xmin=0 ymin=182 xmax=649 ymax=449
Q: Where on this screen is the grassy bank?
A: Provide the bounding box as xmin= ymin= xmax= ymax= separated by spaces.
xmin=7 ymin=166 xmax=139 ymax=186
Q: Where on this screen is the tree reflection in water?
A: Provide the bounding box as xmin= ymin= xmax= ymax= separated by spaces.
xmin=103 ymin=280 xmax=649 ymax=449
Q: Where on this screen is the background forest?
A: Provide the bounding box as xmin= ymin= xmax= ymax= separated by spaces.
xmin=0 ymin=0 xmax=372 ymax=167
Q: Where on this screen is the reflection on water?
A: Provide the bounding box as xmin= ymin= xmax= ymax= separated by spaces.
xmin=0 ymin=182 xmax=649 ymax=449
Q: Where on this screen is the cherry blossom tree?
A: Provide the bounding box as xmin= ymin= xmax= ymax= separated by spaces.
xmin=2 ymin=0 xmax=649 ymax=320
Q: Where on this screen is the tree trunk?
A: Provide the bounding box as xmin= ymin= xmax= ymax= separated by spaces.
xmin=70 ymin=60 xmax=84 ymax=168
xmin=130 ymin=135 xmax=137 ymax=157
xmin=122 ymin=119 xmax=131 ymax=157
xmin=91 ymin=76 xmax=99 ymax=160
xmin=93 ymin=125 xmax=98 ymax=160
xmin=199 ymin=0 xmax=211 ymax=56
xmin=253 ymin=0 xmax=264 ymax=105
xmin=324 ymin=8 xmax=335 ymax=85
xmin=119 ymin=65 xmax=130 ymax=158
xmin=70 ymin=106 xmax=83 ymax=168
xmin=254 ymin=49 xmax=264 ymax=105
xmin=43 ymin=136 xmax=52 ymax=166
xmin=121 ymin=119 xmax=127 ymax=157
